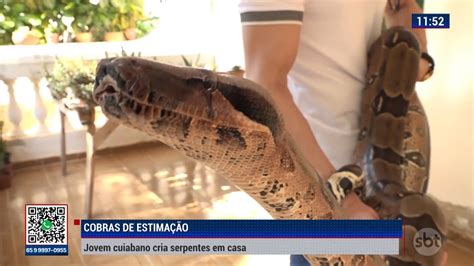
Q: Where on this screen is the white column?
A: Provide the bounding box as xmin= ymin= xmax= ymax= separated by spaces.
xmin=31 ymin=77 xmax=48 ymax=133
xmin=5 ymin=79 xmax=23 ymax=136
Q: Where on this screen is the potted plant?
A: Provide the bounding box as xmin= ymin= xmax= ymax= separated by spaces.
xmin=135 ymin=16 xmax=159 ymax=39
xmin=228 ymin=66 xmax=245 ymax=78
xmin=44 ymin=25 xmax=61 ymax=43
xmin=12 ymin=26 xmax=42 ymax=45
xmin=46 ymin=58 xmax=97 ymax=123
xmin=0 ymin=121 xmax=12 ymax=190
xmin=104 ymin=27 xmax=125 ymax=42
xmin=0 ymin=4 xmax=15 ymax=45
xmin=41 ymin=1 xmax=68 ymax=44
xmin=93 ymin=1 xmax=123 ymax=42
xmin=98 ymin=0 xmax=149 ymax=42
xmin=2 ymin=2 xmax=44 ymax=45
xmin=121 ymin=0 xmax=145 ymax=40
xmin=103 ymin=13 xmax=125 ymax=42
xmin=62 ymin=0 xmax=96 ymax=42
xmin=181 ymin=54 xmax=203 ymax=67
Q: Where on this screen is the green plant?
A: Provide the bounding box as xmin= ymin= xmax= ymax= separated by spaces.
xmin=0 ymin=0 xmax=151 ymax=44
xmin=136 ymin=16 xmax=159 ymax=38
xmin=113 ymin=0 xmax=144 ymax=29
xmin=62 ymin=0 xmax=98 ymax=33
xmin=95 ymin=0 xmax=144 ymax=33
xmin=46 ymin=58 xmax=97 ymax=108
xmin=94 ymin=4 xmax=121 ymax=34
xmin=181 ymin=54 xmax=201 ymax=67
xmin=0 ymin=1 xmax=44 ymax=44
xmin=231 ymin=65 xmax=243 ymax=72
xmin=40 ymin=0 xmax=67 ymax=35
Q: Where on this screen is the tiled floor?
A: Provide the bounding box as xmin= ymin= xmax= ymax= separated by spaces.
xmin=0 ymin=143 xmax=473 ymax=265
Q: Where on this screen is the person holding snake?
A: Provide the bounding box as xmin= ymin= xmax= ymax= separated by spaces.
xmin=92 ymin=0 xmax=447 ymax=265
xmin=239 ymin=0 xmax=443 ymax=265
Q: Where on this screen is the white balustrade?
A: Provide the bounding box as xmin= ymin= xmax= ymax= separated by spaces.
xmin=5 ymin=79 xmax=23 ymax=136
xmin=0 ymin=37 xmax=214 ymax=162
xmin=32 ymin=76 xmax=48 ymax=133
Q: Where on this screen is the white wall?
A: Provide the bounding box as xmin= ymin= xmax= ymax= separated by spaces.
xmin=418 ymin=0 xmax=473 ymax=208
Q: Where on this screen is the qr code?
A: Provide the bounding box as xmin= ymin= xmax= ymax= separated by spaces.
xmin=25 ymin=204 xmax=68 ymax=245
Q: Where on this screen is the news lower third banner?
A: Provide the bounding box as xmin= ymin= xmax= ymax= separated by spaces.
xmin=80 ymin=220 xmax=402 ymax=255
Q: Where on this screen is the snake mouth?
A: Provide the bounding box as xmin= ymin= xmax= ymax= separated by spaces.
xmin=94 ymin=74 xmax=171 ymax=123
xmin=94 ymin=58 xmax=149 ymax=121
xmin=94 ymin=59 xmax=187 ymax=124
xmin=94 ymin=73 xmax=125 ymax=119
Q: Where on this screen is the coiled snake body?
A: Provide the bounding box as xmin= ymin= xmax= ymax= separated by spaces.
xmin=93 ymin=27 xmax=446 ymax=265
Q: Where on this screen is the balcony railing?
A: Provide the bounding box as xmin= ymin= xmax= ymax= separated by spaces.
xmin=0 ymin=37 xmax=213 ymax=163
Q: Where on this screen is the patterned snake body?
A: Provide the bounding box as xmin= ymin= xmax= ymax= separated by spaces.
xmin=353 ymin=28 xmax=447 ymax=265
xmin=94 ymin=56 xmax=338 ymax=221
xmin=94 ymin=27 xmax=446 ymax=265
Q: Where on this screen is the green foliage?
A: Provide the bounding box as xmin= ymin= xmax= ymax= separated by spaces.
xmin=46 ymin=58 xmax=97 ymax=108
xmin=0 ymin=1 xmax=41 ymax=44
xmin=0 ymin=0 xmax=68 ymax=44
xmin=40 ymin=1 xmax=68 ymax=34
xmin=95 ymin=0 xmax=145 ymax=33
xmin=136 ymin=16 xmax=159 ymax=38
xmin=63 ymin=0 xmax=98 ymax=32
xmin=232 ymin=65 xmax=242 ymax=71
xmin=181 ymin=54 xmax=201 ymax=67
xmin=0 ymin=0 xmax=152 ymax=44
xmin=417 ymin=0 xmax=424 ymax=9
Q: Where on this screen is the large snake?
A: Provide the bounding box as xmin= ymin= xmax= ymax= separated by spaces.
xmin=93 ymin=27 xmax=446 ymax=265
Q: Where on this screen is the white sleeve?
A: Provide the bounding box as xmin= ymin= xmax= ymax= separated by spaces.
xmin=239 ymin=0 xmax=305 ymax=25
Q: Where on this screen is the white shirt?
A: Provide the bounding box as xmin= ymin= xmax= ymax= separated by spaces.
xmin=239 ymin=0 xmax=386 ymax=168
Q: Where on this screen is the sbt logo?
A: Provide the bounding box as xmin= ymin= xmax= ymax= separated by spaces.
xmin=413 ymin=228 xmax=442 ymax=256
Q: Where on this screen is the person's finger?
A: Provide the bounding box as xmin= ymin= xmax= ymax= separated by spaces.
xmin=434 ymin=251 xmax=448 ymax=266
xmin=341 ymin=192 xmax=380 ymax=220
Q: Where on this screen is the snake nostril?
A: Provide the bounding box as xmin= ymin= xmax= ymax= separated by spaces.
xmin=105 ymin=86 xmax=116 ymax=94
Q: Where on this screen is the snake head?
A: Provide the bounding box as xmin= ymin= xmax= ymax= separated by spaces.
xmin=94 ymin=57 xmax=281 ymax=158
xmin=94 ymin=57 xmax=216 ymax=123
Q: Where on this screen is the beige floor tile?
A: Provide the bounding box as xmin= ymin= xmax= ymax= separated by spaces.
xmin=0 ymin=189 xmax=9 ymax=211
xmin=445 ymin=241 xmax=474 ymax=266
xmin=0 ymin=233 xmax=16 ymax=265
xmin=140 ymin=255 xmax=164 ymax=266
xmin=44 ymin=161 xmax=86 ymax=187
xmin=0 ymin=211 xmax=10 ymax=233
xmin=11 ymin=165 xmax=50 ymax=188
xmin=2 ymin=144 xmax=473 ymax=266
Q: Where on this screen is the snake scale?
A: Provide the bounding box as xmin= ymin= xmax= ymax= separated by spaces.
xmin=93 ymin=27 xmax=446 ymax=265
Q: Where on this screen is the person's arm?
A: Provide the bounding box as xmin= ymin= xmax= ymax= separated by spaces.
xmin=242 ymin=24 xmax=336 ymax=179
xmin=384 ymin=0 xmax=430 ymax=81
xmin=242 ymin=24 xmax=378 ymax=219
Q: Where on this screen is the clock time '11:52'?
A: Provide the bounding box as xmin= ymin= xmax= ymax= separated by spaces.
xmin=412 ymin=13 xmax=450 ymax=29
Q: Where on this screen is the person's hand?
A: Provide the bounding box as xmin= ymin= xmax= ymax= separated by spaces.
xmin=436 ymin=251 xmax=448 ymax=266
xmin=340 ymin=192 xmax=379 ymax=219
xmin=340 ymin=192 xmax=448 ymax=266
xmin=339 ymin=192 xmax=378 ymax=265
